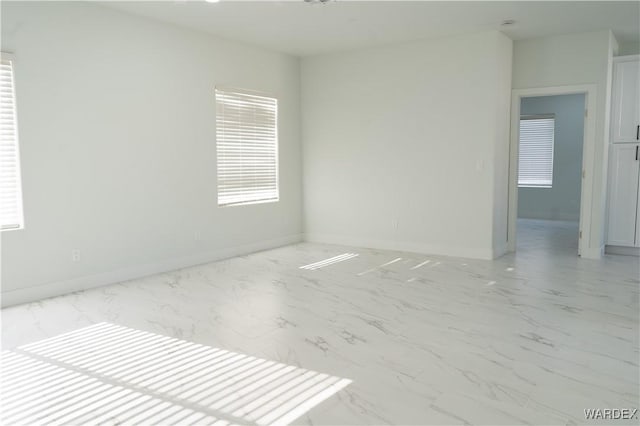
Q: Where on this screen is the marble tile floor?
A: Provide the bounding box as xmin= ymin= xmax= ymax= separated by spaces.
xmin=1 ymin=219 xmax=638 ymax=425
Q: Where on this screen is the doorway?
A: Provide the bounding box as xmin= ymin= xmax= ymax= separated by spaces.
xmin=517 ymin=94 xmax=585 ymax=254
xmin=507 ymin=85 xmax=597 ymax=257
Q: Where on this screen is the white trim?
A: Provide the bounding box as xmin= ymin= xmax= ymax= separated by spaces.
xmin=581 ymin=245 xmax=605 ymax=259
xmin=605 ymin=245 xmax=640 ymax=256
xmin=1 ymin=234 xmax=303 ymax=308
xmin=305 ymin=234 xmax=495 ymax=260
xmin=613 ymin=54 xmax=640 ymax=64
xmin=508 ymin=84 xmax=598 ymax=258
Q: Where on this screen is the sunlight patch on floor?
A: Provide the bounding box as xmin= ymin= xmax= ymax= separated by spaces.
xmin=1 ymin=323 xmax=352 ymax=426
xmin=299 ymin=253 xmax=359 ymax=270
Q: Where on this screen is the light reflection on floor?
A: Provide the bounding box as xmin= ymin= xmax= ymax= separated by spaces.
xmin=1 ymin=323 xmax=351 ymax=425
xmin=299 ymin=253 xmax=359 ymax=270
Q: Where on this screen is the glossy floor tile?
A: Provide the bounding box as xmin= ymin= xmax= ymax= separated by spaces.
xmin=2 ymin=322 xmax=351 ymax=426
xmin=2 ymin=219 xmax=639 ymax=425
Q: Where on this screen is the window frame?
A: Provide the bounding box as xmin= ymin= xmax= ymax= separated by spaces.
xmin=215 ymin=86 xmax=279 ymax=208
xmin=517 ymin=114 xmax=555 ymax=189
xmin=1 ymin=51 xmax=25 ymax=231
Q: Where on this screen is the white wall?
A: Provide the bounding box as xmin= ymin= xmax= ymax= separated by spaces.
xmin=518 ymin=94 xmax=586 ymax=221
xmin=0 ymin=1 xmax=302 ymax=306
xmin=617 ymin=41 xmax=640 ymax=56
xmin=302 ymin=31 xmax=513 ymax=260
xmin=513 ymin=31 xmax=617 ymax=257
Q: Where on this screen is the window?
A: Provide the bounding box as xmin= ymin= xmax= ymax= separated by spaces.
xmin=215 ymin=87 xmax=278 ymax=207
xmin=1 ymin=53 xmax=24 ymax=230
xmin=518 ymin=115 xmax=555 ymax=188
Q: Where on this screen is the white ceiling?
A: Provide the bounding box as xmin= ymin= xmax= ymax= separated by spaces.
xmin=103 ymin=1 xmax=640 ymax=57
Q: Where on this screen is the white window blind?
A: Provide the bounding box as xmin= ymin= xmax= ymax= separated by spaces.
xmin=216 ymin=87 xmax=278 ymax=207
xmin=0 ymin=54 xmax=24 ymax=230
xmin=518 ymin=115 xmax=555 ymax=188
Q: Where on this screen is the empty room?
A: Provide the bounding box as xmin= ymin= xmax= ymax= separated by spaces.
xmin=1 ymin=1 xmax=638 ymax=425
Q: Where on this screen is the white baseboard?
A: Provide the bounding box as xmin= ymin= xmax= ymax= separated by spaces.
xmin=1 ymin=234 xmax=303 ymax=308
xmin=304 ymin=233 xmax=495 ymax=260
xmin=581 ymin=244 xmax=604 ymax=259
xmin=605 ymin=245 xmax=640 ymax=256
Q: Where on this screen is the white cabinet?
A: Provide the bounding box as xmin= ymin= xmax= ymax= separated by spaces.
xmin=607 ymin=144 xmax=640 ymax=247
xmin=611 ymin=56 xmax=640 ymax=143
xmin=607 ymin=56 xmax=640 ymax=250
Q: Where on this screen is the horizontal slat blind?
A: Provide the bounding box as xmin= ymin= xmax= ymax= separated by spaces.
xmin=518 ymin=116 xmax=554 ymax=188
xmin=216 ymin=88 xmax=278 ymax=207
xmin=0 ymin=56 xmax=24 ymax=230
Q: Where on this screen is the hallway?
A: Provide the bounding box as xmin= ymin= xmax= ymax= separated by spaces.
xmin=516 ymin=219 xmax=580 ymax=255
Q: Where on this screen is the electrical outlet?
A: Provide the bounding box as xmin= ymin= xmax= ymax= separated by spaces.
xmin=194 ymin=231 xmax=202 ymax=241
xmin=392 ymin=219 xmax=399 ymax=230
xmin=71 ymin=249 xmax=81 ymax=262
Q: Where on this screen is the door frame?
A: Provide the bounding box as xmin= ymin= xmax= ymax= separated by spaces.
xmin=507 ymin=84 xmax=598 ymax=256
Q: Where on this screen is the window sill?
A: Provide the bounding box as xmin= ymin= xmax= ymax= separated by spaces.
xmin=218 ymin=198 xmax=280 ymax=208
xmin=1 ymin=225 xmax=24 ymax=232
